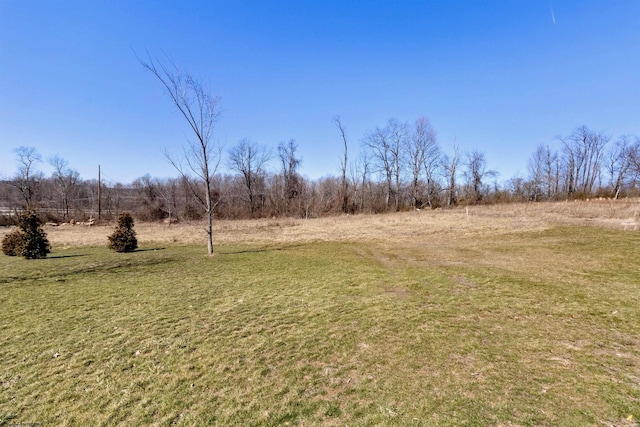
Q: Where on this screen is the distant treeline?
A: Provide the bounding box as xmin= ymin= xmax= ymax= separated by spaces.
xmin=2 ymin=123 xmax=639 ymax=225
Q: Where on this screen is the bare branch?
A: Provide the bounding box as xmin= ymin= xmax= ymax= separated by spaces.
xmin=142 ymin=54 xmax=222 ymax=255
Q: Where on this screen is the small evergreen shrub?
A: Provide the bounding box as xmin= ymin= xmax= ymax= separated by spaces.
xmin=2 ymin=229 xmax=24 ymax=256
xmin=17 ymin=211 xmax=50 ymax=259
xmin=108 ymin=212 xmax=138 ymax=253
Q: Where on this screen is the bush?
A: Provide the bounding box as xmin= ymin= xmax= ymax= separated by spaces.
xmin=108 ymin=212 xmax=138 ymax=253
xmin=2 ymin=229 xmax=24 ymax=256
xmin=15 ymin=211 xmax=50 ymax=259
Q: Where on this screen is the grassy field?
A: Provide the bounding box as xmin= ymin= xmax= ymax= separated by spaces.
xmin=1 ymin=201 xmax=640 ymax=426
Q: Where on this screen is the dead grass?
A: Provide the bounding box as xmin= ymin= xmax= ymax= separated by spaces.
xmin=2 ymin=198 xmax=638 ymax=249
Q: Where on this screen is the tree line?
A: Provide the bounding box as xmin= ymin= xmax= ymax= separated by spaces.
xmin=1 ymin=124 xmax=639 ymax=226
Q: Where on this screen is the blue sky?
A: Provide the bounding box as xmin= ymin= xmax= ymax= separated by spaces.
xmin=1 ymin=0 xmax=638 ymax=184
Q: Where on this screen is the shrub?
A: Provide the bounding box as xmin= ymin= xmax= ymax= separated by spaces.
xmin=16 ymin=211 xmax=51 ymax=259
xmin=2 ymin=229 xmax=24 ymax=256
xmin=108 ymin=212 xmax=138 ymax=253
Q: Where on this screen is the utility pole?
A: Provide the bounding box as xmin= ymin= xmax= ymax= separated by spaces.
xmin=98 ymin=165 xmax=101 ymax=222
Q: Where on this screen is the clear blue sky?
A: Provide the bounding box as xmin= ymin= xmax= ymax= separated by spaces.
xmin=1 ymin=0 xmax=638 ymax=184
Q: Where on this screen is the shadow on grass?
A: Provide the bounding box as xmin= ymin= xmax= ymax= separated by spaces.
xmin=5 ymin=252 xmax=176 ymax=286
xmin=133 ymin=247 xmax=166 ymax=252
xmin=49 ymin=254 xmax=89 ymax=259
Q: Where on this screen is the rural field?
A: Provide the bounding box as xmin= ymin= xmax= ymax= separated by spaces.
xmin=1 ymin=199 xmax=639 ymax=426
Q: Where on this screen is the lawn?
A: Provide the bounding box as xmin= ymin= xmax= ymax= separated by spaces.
xmin=1 ymin=221 xmax=639 ymax=425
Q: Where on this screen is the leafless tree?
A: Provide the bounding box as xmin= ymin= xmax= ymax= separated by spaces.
xmin=314 ymin=176 xmax=340 ymax=215
xmin=301 ymin=178 xmax=320 ymax=219
xmin=364 ymin=126 xmax=392 ymax=210
xmin=349 ymin=150 xmax=371 ymax=213
xmin=13 ymin=146 xmax=43 ymax=209
xmin=527 ymin=145 xmax=546 ymax=201
xmin=542 ymin=145 xmax=560 ymax=199
xmin=103 ymin=182 xmax=125 ymax=218
xmin=132 ymin=174 xmax=170 ymax=221
xmin=443 ymin=143 xmax=460 ymax=206
xmin=333 ymin=116 xmax=349 ymax=213
xmin=278 ymin=139 xmax=302 ymax=216
xmin=406 ymin=116 xmax=439 ymax=208
xmin=604 ymin=135 xmax=640 ymax=199
xmin=526 ymin=144 xmax=561 ymax=201
xmin=387 ymin=119 xmax=408 ymax=211
xmin=141 ymin=54 xmax=222 ymax=255
xmin=560 ymin=126 xmax=610 ymax=197
xmin=464 ymin=150 xmax=497 ymax=203
xmin=506 ymin=176 xmax=526 ymax=201
xmin=625 ymin=136 xmax=640 ymax=183
xmin=49 ymin=155 xmax=80 ymax=219
xmin=421 ymin=139 xmax=442 ymax=208
xmin=364 ymin=119 xmax=406 ymax=211
xmin=228 ymin=138 xmax=271 ymax=217
xmin=156 ymin=178 xmax=179 ymax=224
xmin=406 ymin=119 xmax=426 ymax=209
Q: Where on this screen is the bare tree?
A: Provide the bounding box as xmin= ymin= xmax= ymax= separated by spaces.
xmin=156 ymin=178 xmax=179 ymax=224
xmin=542 ymin=145 xmax=560 ymax=199
xmin=560 ymin=126 xmax=610 ymax=197
xmin=49 ymin=155 xmax=80 ymax=219
xmin=333 ymin=116 xmax=349 ymax=213
xmin=387 ymin=119 xmax=408 ymax=211
xmin=406 ymin=119 xmax=426 ymax=209
xmin=300 ymin=178 xmax=320 ymax=219
xmin=349 ymin=150 xmax=371 ymax=213
xmin=364 ymin=119 xmax=406 ymax=211
xmin=507 ymin=176 xmax=526 ymax=201
xmin=605 ymin=135 xmax=637 ymax=199
xmin=629 ymin=136 xmax=640 ymax=179
xmin=527 ymin=145 xmax=546 ymax=201
xmin=443 ymin=143 xmax=460 ymax=206
xmin=406 ymin=116 xmax=439 ymax=208
xmin=364 ymin=126 xmax=392 ymax=210
xmin=141 ymin=55 xmax=222 ymax=255
xmin=13 ymin=146 xmax=43 ymax=209
xmin=526 ymin=144 xmax=561 ymax=201
xmin=228 ymin=138 xmax=271 ymax=217
xmin=278 ymin=139 xmax=302 ymax=216
xmin=132 ymin=174 xmax=169 ymax=221
xmin=421 ymin=129 xmax=442 ymax=208
xmin=464 ymin=150 xmax=497 ymax=203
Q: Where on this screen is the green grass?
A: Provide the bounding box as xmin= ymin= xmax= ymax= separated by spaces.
xmin=1 ymin=226 xmax=639 ymax=426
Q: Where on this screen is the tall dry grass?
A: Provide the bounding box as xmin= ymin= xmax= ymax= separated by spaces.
xmin=2 ymin=198 xmax=639 ymax=249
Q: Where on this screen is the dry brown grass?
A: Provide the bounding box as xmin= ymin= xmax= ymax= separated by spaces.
xmin=3 ymin=198 xmax=638 ymax=249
